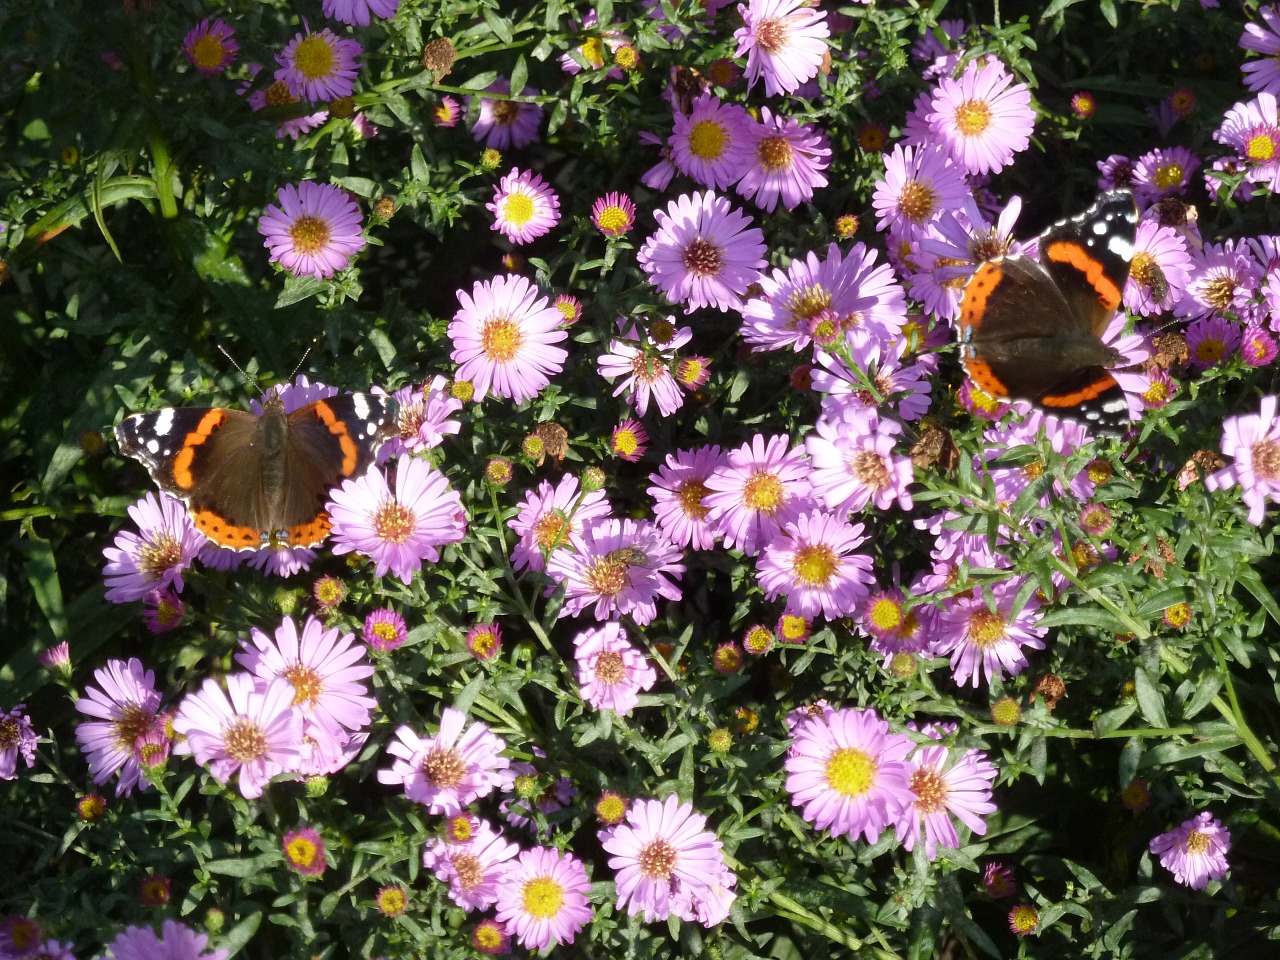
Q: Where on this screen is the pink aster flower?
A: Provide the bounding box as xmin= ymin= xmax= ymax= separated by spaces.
xmin=1131 ymin=145 xmax=1199 ymax=205
xmin=1185 ymin=316 xmax=1242 ymax=369
xmin=1175 ymin=240 xmax=1260 ymax=322
xmin=893 ymin=739 xmax=998 ymax=860
xmin=0 ymin=705 xmax=38 ymax=780
xmin=601 ymin=794 xmax=737 ymax=925
xmin=1242 ymin=325 xmax=1278 ymax=366
xmin=1124 ymin=219 xmax=1193 ymax=316
xmin=172 ymin=674 xmax=304 ymax=800
xmin=546 ymin=517 xmax=685 ymax=625
xmin=424 ymin=818 xmax=520 ymax=911
xmin=494 ymin=846 xmax=593 ymax=951
xmin=488 ymin=168 xmax=561 ymax=245
xmin=806 ymin=407 xmax=914 ymax=514
xmin=573 ymin=622 xmax=657 ymax=716
xmin=434 ymin=95 xmax=461 ymax=127
xmin=1205 ymin=394 xmax=1280 ymax=525
xmin=328 ymin=455 xmax=466 ymax=584
xmin=669 ymin=94 xmax=755 ymax=190
xmin=469 ymin=77 xmax=543 ymax=150
xmin=276 ymin=26 xmax=361 ymax=102
xmin=1241 ymin=6 xmax=1280 ymax=95
xmin=378 ymin=707 xmax=510 ymax=814
xmin=142 ymin=587 xmax=185 ymax=633
xmin=785 ymin=706 xmax=914 ymax=842
xmin=610 ymin=418 xmax=649 ymax=462
xmin=647 ymin=445 xmax=726 ymax=550
xmin=1214 ymin=93 xmax=1280 ymax=191
xmin=183 ymin=19 xmax=238 ymax=76
xmin=872 ymin=142 xmax=970 ymax=236
xmin=465 ymin=621 xmax=502 ymax=660
xmin=910 ymin=195 xmax=1024 ymax=322
xmin=376 ymin=376 xmax=463 ymax=458
xmin=235 ymin=615 xmax=376 ymax=755
xmin=258 ymin=182 xmax=367 ymax=280
xmin=984 ymin=862 xmax=1017 ymax=898
xmin=102 ymin=493 xmax=204 ymax=603
xmin=509 ymin=474 xmax=612 ymax=574
xmin=75 ymin=658 xmax=162 ymax=796
xmin=927 ymin=57 xmax=1034 ymax=176
xmin=103 ymin=920 xmax=227 ymax=960
xmin=735 ymin=108 xmax=830 ymax=212
xmin=282 ymin=826 xmax=328 ymax=878
xmin=756 ymin=510 xmax=876 ymax=619
xmin=704 ymin=433 xmax=812 ymax=555
xmin=450 ymin=274 xmax=569 ymax=402
xmin=734 ymin=0 xmax=830 ymax=97
xmin=324 ymin=0 xmax=399 ymax=27
xmin=1150 ymin=811 xmax=1231 ymax=890
xmin=932 ymin=578 xmax=1047 ymax=687
xmin=596 ymin=322 xmax=688 ymax=418
xmin=637 ymin=190 xmax=767 ymax=313
xmin=592 ymin=192 xmax=637 ymax=237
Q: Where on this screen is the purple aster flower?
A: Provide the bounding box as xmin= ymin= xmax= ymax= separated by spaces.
xmin=1097 ymin=153 xmax=1136 ymax=191
xmin=323 ymin=0 xmax=399 ymax=27
xmin=704 ymin=433 xmax=813 ymax=555
xmin=592 ymin=191 xmax=637 ymax=237
xmin=601 ymin=794 xmax=737 ymax=926
xmin=449 ymin=274 xmax=569 ymax=403
xmin=276 ymin=26 xmax=361 ymax=102
xmin=893 ymin=738 xmax=998 ymax=860
xmin=928 ymin=57 xmax=1034 ymax=175
xmin=1149 ymin=811 xmax=1231 ymax=890
xmin=75 ymin=658 xmax=162 ymax=796
xmin=812 ymin=347 xmax=934 ymax=423
xmin=375 ymin=376 xmax=462 ymax=459
xmin=1174 ymin=240 xmax=1260 ymax=322
xmin=142 ymin=587 xmax=185 ymax=633
xmin=102 ymin=493 xmax=204 ymax=603
xmin=640 ymin=129 xmax=678 ymax=191
xmin=0 ymin=705 xmax=38 ymax=780
xmin=328 ymin=455 xmax=466 ymax=584
xmin=573 ymin=622 xmax=658 ymax=716
xmin=183 ymin=19 xmax=237 ymax=76
xmin=508 ymin=474 xmax=612 ymax=574
xmin=282 ymin=826 xmax=328 ymax=878
xmin=424 ymin=818 xmax=520 ymax=911
xmin=469 ymin=77 xmax=543 ymax=150
xmin=610 ymin=418 xmax=649 ymax=462
xmin=637 ymin=191 xmax=767 ymax=313
xmin=1131 ymin=145 xmax=1200 ymax=205
xmin=756 ymin=510 xmax=876 ymax=619
xmin=668 ymin=93 xmax=755 ymax=190
xmin=546 ymin=517 xmax=684 ymax=625
xmin=785 ymin=705 xmax=914 ymax=842
xmin=258 ymin=182 xmax=367 ymax=280
xmin=806 ymin=406 xmax=914 ymax=514
xmin=363 ymin=608 xmax=407 ymax=652
xmin=493 ymin=847 xmax=593 ymax=951
xmin=932 ymin=578 xmax=1047 ymax=687
xmin=735 ymin=108 xmax=831 ymax=212
xmin=1242 ymin=325 xmax=1278 ymax=366
xmin=1205 ymin=394 xmax=1280 ymax=525
xmin=1241 ymin=6 xmax=1280 ymax=95
xmin=1214 ymin=93 xmax=1280 ymax=191
xmin=910 ymin=195 xmax=1023 ymax=322
xmin=1185 ymin=316 xmax=1243 ymax=369
xmin=488 ymin=168 xmax=561 ymax=245
xmin=379 ymin=707 xmax=510 ymax=814
xmin=103 ymin=920 xmax=227 ymax=960
xmin=984 ymin=862 xmax=1017 ymax=897
xmin=647 ymin=445 xmax=727 ymax=550
xmin=872 ymin=142 xmax=970 ymax=236
xmin=596 ymin=320 xmax=689 ymax=417
xmin=38 ymin=642 xmax=71 ymax=673
xmin=172 ymin=674 xmax=304 ymax=800
xmin=1124 ymin=219 xmax=1193 ymax=316
xmin=734 ymin=0 xmax=830 ymax=97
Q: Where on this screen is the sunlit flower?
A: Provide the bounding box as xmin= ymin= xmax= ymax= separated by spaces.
xmin=258 ymin=182 xmax=367 ymax=280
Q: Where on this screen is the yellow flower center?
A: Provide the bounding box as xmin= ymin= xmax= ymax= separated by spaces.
xmin=968 ymin=608 xmax=1008 ymax=648
xmin=593 ymin=650 xmax=626 ymax=685
xmin=785 ymin=285 xmax=833 ymax=330
xmin=373 ymin=500 xmax=415 ymax=545
xmin=868 ymin=597 xmax=904 ymax=633
xmin=293 ymin=35 xmax=338 ymax=82
xmin=954 ymin=98 xmax=992 ymax=137
xmin=111 ymin=704 xmax=154 ymax=751
xmin=288 ymin=215 xmax=333 ymax=256
xmin=421 ymin=746 xmax=465 ymax=787
xmin=191 ymin=36 xmax=227 ymax=70
xmin=677 ymin=479 xmax=711 ymax=519
xmin=282 ymin=663 xmax=324 ymax=709
xmin=579 ymin=36 xmax=605 ymax=68
xmin=639 ymin=838 xmax=677 ymax=879
xmin=501 ymin=192 xmax=536 ymax=226
xmin=521 ymin=875 xmax=566 ymax=919
xmin=741 ymin=471 xmax=785 ymax=512
xmin=825 ymin=746 xmax=876 ymax=797
xmin=223 ymin=717 xmax=269 ymax=763
xmin=1253 ymin=438 xmax=1280 ymax=480
xmin=1247 ymin=133 xmax=1277 ymax=163
xmin=137 ymin=536 xmax=182 ymax=583
xmin=1185 ymin=829 xmax=1210 ymax=854
xmin=596 ymin=205 xmax=631 ymax=233
xmin=1154 ymin=163 xmax=1185 ymax=190
xmin=286 ymin=836 xmax=320 ymax=868
xmin=757 ymin=135 xmax=794 ymax=172
xmin=908 ymin=766 xmax=947 ymax=814
xmin=897 ymin=179 xmax=938 ymax=223
xmin=481 ymin=315 xmax=523 ymax=362
xmin=792 ymin=544 xmax=838 ymax=586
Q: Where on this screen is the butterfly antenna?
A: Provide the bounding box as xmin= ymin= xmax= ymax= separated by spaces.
xmin=288 ymin=340 xmax=317 ymax=384
xmin=217 ymin=344 xmax=267 ymax=396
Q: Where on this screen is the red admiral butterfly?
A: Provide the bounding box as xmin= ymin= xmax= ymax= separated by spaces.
xmin=958 ymin=189 xmax=1140 ymax=436
xmin=116 ymin=389 xmax=396 ymax=551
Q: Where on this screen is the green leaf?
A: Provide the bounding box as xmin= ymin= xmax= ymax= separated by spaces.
xmin=1133 ymin=668 xmax=1168 ymax=728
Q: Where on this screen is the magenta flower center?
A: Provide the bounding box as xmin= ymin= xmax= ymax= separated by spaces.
xmin=111 ymin=704 xmax=155 ymax=750
xmin=585 ymin=557 xmax=629 ymax=597
xmin=501 ymin=192 xmax=536 ymax=226
xmin=138 ymin=535 xmax=182 ymax=582
xmin=282 ymin=663 xmax=324 ymax=708
xmin=908 ymin=766 xmax=947 ymax=814
xmin=288 ymin=215 xmax=333 ymax=256
xmin=897 ymin=179 xmax=938 ymax=223
xmin=688 ymin=119 xmax=728 ymax=161
xmin=593 ymin=650 xmax=625 ymax=685
xmin=825 ymin=746 xmax=876 ymax=797
xmin=373 ymin=500 xmax=416 ymax=545
xmin=223 ymin=717 xmax=269 ymax=763
xmin=676 ymin=479 xmax=712 ymax=520
xmin=1251 ymin=439 xmax=1280 ymax=480
xmin=1184 ymin=830 xmax=1209 ymax=854
xmin=421 ymin=746 xmax=466 ymax=788
xmin=754 ymin=18 xmax=786 ymax=54
xmin=0 ymin=718 xmax=19 ymax=749
xmin=453 ymin=852 xmax=483 ymax=890
xmin=481 ymin=315 xmax=523 ymax=362
xmin=954 ymin=98 xmax=993 ymax=137
xmin=638 ymin=837 xmax=678 ymax=880
xmin=741 ymin=470 xmax=785 ymax=513
xmin=792 ymin=544 xmax=837 ymax=586
xmin=293 ymin=36 xmax=338 ymax=81
xmin=522 ymin=875 xmax=566 ymax=919
xmin=682 ymin=237 xmax=724 ymax=277
xmin=968 ymin=609 xmax=1008 ymax=648
xmin=757 ymin=135 xmax=794 ymax=172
